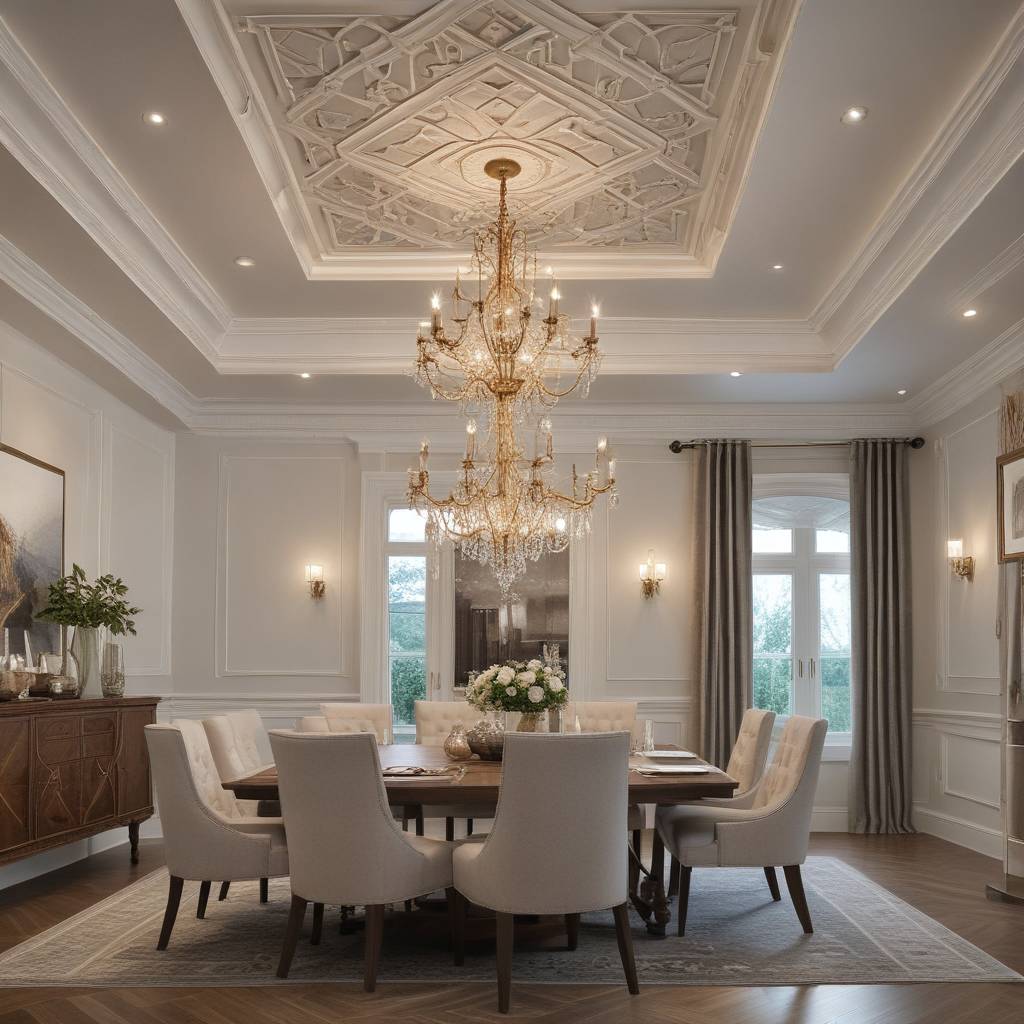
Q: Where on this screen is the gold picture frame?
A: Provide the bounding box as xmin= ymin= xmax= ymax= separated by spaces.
xmin=997 ymin=446 xmax=1024 ymax=563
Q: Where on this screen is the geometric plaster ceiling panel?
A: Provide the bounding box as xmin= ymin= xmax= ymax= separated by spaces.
xmin=196 ymin=0 xmax=800 ymax=278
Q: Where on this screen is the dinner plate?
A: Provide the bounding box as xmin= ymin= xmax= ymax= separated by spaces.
xmin=642 ymin=750 xmax=697 ymax=761
xmin=634 ymin=764 xmax=712 ymax=775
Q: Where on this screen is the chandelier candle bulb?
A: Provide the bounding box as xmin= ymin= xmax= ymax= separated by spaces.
xmin=590 ymin=304 xmax=599 ymax=338
xmin=466 ymin=419 xmax=477 ymax=460
xmin=419 ymin=439 xmax=429 ymax=471
xmin=430 ymin=293 xmax=442 ymax=332
xmin=608 ymin=457 xmax=617 ymax=480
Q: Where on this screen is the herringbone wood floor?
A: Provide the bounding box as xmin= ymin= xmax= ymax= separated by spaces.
xmin=0 ymin=833 xmax=1021 ymax=1023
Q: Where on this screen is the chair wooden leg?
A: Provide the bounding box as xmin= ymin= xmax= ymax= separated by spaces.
xmin=196 ymin=880 xmax=211 ymax=919
xmin=565 ymin=912 xmax=580 ymax=951
xmin=764 ymin=866 xmax=782 ymax=901
xmin=311 ymin=902 xmax=324 ymax=945
xmin=612 ymin=903 xmax=640 ymax=995
xmin=260 ymin=877 xmax=269 ymax=904
xmin=415 ymin=808 xmax=425 ymax=837
xmin=466 ymin=817 xmax=474 ymax=835
xmin=668 ymin=857 xmax=680 ymax=899
xmin=445 ymin=817 xmax=455 ymax=841
xmin=217 ymin=881 xmax=230 ymax=901
xmin=677 ymin=866 xmax=692 ymax=936
xmin=364 ymin=904 xmax=385 ymax=992
xmin=156 ymin=875 xmax=184 ymax=950
xmin=448 ymin=887 xmax=465 ymax=966
xmin=496 ymin=911 xmax=514 ymax=1014
xmin=783 ymin=864 xmax=813 ymax=933
xmin=276 ymin=894 xmax=308 ymax=978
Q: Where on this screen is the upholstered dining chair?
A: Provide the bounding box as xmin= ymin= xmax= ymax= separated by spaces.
xmin=452 ymin=732 xmax=639 ymax=1014
xmin=321 ymin=702 xmax=393 ymax=742
xmin=665 ymin=707 xmax=775 ymax=898
xmin=566 ymin=700 xmax=645 ymax=884
xmin=269 ymin=730 xmax=458 ymax=991
xmin=296 ymin=715 xmax=329 ymax=732
xmin=203 ymin=712 xmax=274 ymax=814
xmin=656 ymin=715 xmax=827 ymax=936
xmin=145 ymin=724 xmax=288 ymax=950
xmin=414 ymin=700 xmax=496 ymax=839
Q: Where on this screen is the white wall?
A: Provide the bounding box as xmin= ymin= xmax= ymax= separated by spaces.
xmin=911 ymin=390 xmax=1004 ymax=857
xmin=0 ymin=319 xmax=175 ymax=887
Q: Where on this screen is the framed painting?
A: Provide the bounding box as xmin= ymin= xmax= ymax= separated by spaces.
xmin=998 ymin=446 xmax=1024 ymax=563
xmin=0 ymin=443 xmax=65 ymax=660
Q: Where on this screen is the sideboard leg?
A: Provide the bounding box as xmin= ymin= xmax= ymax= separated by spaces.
xmin=128 ymin=820 xmax=141 ymax=864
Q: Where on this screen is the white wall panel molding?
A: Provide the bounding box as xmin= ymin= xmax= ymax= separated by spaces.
xmin=216 ymin=455 xmax=347 ymax=678
xmin=933 ymin=412 xmax=1001 ymax=696
xmin=0 ymin=20 xmax=229 ymax=357
xmin=161 ymin=691 xmax=357 ymax=721
xmin=940 ymin=731 xmax=1001 ymax=810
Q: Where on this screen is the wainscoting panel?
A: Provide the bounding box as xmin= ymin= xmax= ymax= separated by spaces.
xmin=218 ymin=456 xmax=345 ymax=677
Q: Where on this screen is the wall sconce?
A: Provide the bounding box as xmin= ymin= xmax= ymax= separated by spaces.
xmin=304 ymin=564 xmax=326 ymax=599
xmin=947 ymin=539 xmax=974 ymax=581
xmin=639 ymin=549 xmax=667 ymax=598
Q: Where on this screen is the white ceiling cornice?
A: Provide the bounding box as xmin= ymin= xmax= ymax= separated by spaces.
xmin=948 ymin=229 xmax=1024 ymax=314
xmin=0 ymin=14 xmax=231 ymax=359
xmin=811 ymin=5 xmax=1024 ymax=361
xmin=0 ymin=236 xmax=195 ymax=424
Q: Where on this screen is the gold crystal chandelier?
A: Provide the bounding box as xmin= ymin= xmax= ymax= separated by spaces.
xmin=408 ymin=158 xmax=617 ymax=595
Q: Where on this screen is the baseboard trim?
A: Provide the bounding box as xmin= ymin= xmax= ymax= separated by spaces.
xmin=913 ymin=805 xmax=1003 ymax=859
xmin=811 ymin=806 xmax=849 ymax=832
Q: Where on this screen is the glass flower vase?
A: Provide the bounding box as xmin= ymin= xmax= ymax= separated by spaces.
xmin=70 ymin=626 xmax=100 ymax=697
xmin=100 ymin=641 xmax=126 ymax=698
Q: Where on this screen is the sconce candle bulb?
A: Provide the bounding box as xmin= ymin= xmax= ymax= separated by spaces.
xmin=639 ymin=548 xmax=667 ymax=598
xmin=304 ymin=564 xmax=325 ymax=599
xmin=947 ymin=538 xmax=974 ymax=580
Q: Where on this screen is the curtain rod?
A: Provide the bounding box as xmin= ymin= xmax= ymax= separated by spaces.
xmin=668 ymin=437 xmax=926 ymax=453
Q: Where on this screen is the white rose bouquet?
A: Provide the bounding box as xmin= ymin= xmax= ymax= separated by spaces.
xmin=466 ymin=658 xmax=568 ymax=714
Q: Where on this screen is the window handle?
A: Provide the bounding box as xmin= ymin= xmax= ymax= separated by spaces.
xmin=797 ymin=659 xmax=803 ymax=678
xmin=809 ymin=658 xmax=816 ymax=679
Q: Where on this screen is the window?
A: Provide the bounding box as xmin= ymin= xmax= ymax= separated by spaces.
xmin=386 ymin=508 xmax=427 ymax=734
xmin=752 ymin=493 xmax=851 ymax=738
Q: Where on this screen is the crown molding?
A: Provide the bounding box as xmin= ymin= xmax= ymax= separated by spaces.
xmin=0 ymin=236 xmax=195 ymax=424
xmin=0 ymin=15 xmax=230 ymax=361
xmin=948 ymin=229 xmax=1024 ymax=314
xmin=812 ymin=6 xmax=1024 ymax=360
xmin=909 ymin=315 xmax=1024 ymax=427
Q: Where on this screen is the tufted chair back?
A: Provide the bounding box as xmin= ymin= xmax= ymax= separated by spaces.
xmin=725 ymin=708 xmax=776 ymax=794
xmin=414 ymin=700 xmax=482 ymax=745
xmin=321 ymin=702 xmax=393 ymax=743
xmin=226 ymin=710 xmax=269 ymax=770
xmin=296 ymin=715 xmax=330 ymax=733
xmin=173 ymin=718 xmax=242 ymax=819
xmin=752 ymin=715 xmax=826 ymax=810
xmin=567 ymin=701 xmax=638 ymax=736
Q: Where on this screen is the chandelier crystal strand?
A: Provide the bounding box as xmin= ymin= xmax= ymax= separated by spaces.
xmin=408 ymin=158 xmax=616 ymax=595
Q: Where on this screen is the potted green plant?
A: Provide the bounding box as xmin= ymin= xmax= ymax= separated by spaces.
xmin=38 ymin=565 xmax=141 ymax=697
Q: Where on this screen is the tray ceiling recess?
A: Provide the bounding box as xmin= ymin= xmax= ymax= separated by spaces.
xmin=190 ymin=0 xmax=799 ymax=279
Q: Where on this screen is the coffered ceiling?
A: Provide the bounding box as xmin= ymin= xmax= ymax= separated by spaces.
xmin=0 ymin=0 xmax=1023 ymax=442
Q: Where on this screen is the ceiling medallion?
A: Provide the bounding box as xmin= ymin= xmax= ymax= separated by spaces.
xmin=408 ymin=157 xmax=616 ymax=594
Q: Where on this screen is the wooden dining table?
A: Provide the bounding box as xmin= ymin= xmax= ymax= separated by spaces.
xmin=224 ymin=742 xmax=736 ymax=936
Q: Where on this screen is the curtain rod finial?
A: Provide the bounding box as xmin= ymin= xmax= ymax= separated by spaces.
xmin=669 ymin=440 xmax=685 ymax=454
xmin=910 ymin=437 xmax=925 ymax=450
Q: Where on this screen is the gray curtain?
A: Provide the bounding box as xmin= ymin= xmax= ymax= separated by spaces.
xmin=848 ymin=439 xmax=915 ymax=834
xmin=695 ymin=440 xmax=753 ymax=766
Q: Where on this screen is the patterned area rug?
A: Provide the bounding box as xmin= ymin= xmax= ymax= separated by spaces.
xmin=0 ymin=858 xmax=1017 ymax=987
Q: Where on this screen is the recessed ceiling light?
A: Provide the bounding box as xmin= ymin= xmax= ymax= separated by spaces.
xmin=962 ymin=308 xmax=978 ymax=318
xmin=299 ymin=372 xmax=311 ymax=379
xmin=234 ymin=256 xmax=255 ymax=268
xmin=143 ymin=111 xmax=166 ymax=126
xmin=897 ymin=388 xmax=907 ymax=396
xmin=841 ymin=106 xmax=868 ymax=125
xmin=730 ymin=371 xmax=743 ymax=377
xmin=771 ymin=264 xmax=784 ymax=271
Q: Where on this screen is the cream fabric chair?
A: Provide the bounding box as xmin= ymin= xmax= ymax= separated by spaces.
xmin=665 ymin=707 xmax=775 ymax=899
xmin=414 ymin=700 xmax=496 ymax=838
xmin=296 ymin=715 xmax=329 ymax=732
xmin=656 ymin=715 xmax=827 ymax=936
xmin=145 ymin=725 xmax=288 ymax=950
xmin=269 ymin=730 xmax=457 ymax=991
xmin=453 ymin=732 xmax=638 ymax=1013
xmin=203 ymin=712 xmax=275 ymax=816
xmin=321 ymin=702 xmax=393 ymax=742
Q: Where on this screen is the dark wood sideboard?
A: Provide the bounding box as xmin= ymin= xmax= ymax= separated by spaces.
xmin=0 ymin=696 xmax=159 ymax=867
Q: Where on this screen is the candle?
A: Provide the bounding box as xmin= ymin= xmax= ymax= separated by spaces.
xmin=590 ymin=303 xmax=599 ymax=338
xmin=608 ymin=458 xmax=617 ymax=480
xmin=465 ymin=419 xmax=477 ymax=460
xmin=430 ymin=293 xmax=441 ymax=332
xmin=597 ymin=436 xmax=608 ymax=455
xmin=419 ymin=439 xmax=429 ymax=471
xmin=549 ymin=285 xmax=560 ymax=318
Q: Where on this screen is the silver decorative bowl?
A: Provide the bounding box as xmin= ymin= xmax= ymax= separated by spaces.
xmin=466 ymin=718 xmax=505 ymax=761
